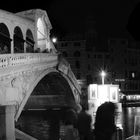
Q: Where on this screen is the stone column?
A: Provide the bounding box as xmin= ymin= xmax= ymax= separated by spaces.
xmin=0 ymin=105 xmax=15 ymax=140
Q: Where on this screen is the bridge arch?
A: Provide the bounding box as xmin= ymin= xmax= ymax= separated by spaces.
xmin=0 ymin=23 xmax=11 ymax=54
xmin=26 ymin=29 xmax=34 ymax=52
xmin=13 ymin=26 xmax=24 ymax=53
xmin=15 ymin=68 xmax=79 ymax=120
xmin=37 ymin=17 xmax=46 ymax=51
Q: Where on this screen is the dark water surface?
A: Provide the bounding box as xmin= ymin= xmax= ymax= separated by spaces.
xmin=16 ymin=110 xmax=64 ymax=140
xmin=16 ymin=107 xmax=140 ymax=139
xmin=122 ymin=107 xmax=140 ymax=138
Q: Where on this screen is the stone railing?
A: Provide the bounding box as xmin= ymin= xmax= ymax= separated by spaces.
xmin=0 ymin=53 xmax=58 ymax=77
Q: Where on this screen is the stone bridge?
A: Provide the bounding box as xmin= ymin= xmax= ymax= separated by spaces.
xmin=0 ymin=9 xmax=81 ymax=140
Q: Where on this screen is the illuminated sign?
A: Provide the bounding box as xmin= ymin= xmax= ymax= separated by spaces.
xmin=88 ymin=84 xmax=119 ymax=103
xmin=115 ymin=79 xmax=125 ymax=82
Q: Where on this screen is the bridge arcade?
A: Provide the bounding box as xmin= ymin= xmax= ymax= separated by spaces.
xmin=0 ymin=9 xmax=81 ymax=140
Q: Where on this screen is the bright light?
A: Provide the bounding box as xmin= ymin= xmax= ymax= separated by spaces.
xmin=100 ymin=70 xmax=106 ymax=85
xmin=132 ymin=72 xmax=135 ymax=78
xmin=98 ymin=85 xmax=109 ymax=104
xmin=52 ymin=37 xmax=57 ymax=43
xmin=101 ymin=70 xmax=106 ymax=77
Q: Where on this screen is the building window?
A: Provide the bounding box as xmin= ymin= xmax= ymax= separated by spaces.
xmin=64 ymin=43 xmax=68 ymax=46
xmin=61 ymin=43 xmax=64 ymax=47
xmin=75 ymin=61 xmax=80 ymax=69
xmin=109 ymin=39 xmax=116 ymax=45
xmin=121 ymin=40 xmax=126 ymax=45
xmin=105 ymin=54 xmax=110 ymax=59
xmin=77 ymin=73 xmax=81 ymax=79
xmin=74 ymin=42 xmax=81 ymax=46
xmin=124 ymin=59 xmax=127 ymax=64
xmin=97 ymin=54 xmax=102 ymax=59
xmin=86 ymin=74 xmax=93 ymax=84
xmin=62 ymin=51 xmax=68 ymax=57
xmin=110 ymin=48 xmax=113 ymax=52
xmin=74 ymin=51 xmax=81 ymax=57
xmin=130 ymin=71 xmax=136 ymax=79
xmin=88 ymin=64 xmax=91 ymax=70
xmin=87 ymin=54 xmax=90 ymax=58
xmin=132 ymin=72 xmax=135 ymax=78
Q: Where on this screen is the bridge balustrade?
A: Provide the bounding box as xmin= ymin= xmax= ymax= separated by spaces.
xmin=0 ymin=53 xmax=58 ymax=77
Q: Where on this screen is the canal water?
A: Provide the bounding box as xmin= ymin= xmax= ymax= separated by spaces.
xmin=122 ymin=107 xmax=140 ymax=138
xmin=16 ymin=107 xmax=140 ymax=140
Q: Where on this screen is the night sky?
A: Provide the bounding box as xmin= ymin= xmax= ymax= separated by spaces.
xmin=1 ymin=0 xmax=140 ymax=40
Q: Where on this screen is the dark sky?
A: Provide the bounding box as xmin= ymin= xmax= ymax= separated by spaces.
xmin=1 ymin=0 xmax=140 ymax=39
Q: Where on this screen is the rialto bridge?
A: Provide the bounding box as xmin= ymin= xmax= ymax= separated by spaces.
xmin=0 ymin=9 xmax=81 ymax=140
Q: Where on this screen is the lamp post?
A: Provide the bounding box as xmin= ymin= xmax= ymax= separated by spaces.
xmin=100 ymin=70 xmax=106 ymax=85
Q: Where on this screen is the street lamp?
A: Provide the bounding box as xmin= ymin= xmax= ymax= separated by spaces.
xmin=100 ymin=70 xmax=106 ymax=85
xmin=52 ymin=37 xmax=57 ymax=43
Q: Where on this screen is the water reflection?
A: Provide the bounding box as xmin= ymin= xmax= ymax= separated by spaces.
xmin=122 ymin=107 xmax=140 ymax=138
xmin=123 ymin=107 xmax=134 ymax=138
xmin=16 ymin=110 xmax=62 ymax=140
xmin=16 ymin=107 xmax=140 ymax=139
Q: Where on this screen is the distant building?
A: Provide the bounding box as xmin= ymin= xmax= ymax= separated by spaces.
xmin=108 ymin=38 xmax=140 ymax=95
xmin=56 ymin=34 xmax=87 ymax=81
xmin=56 ymin=34 xmax=140 ymax=95
xmin=55 ymin=14 xmax=140 ymax=95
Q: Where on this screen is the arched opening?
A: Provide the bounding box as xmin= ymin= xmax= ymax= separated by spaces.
xmin=26 ymin=29 xmax=34 ymax=53
xmin=37 ymin=18 xmax=46 ymax=52
xmin=26 ymin=72 xmax=75 ymax=108
xmin=17 ymin=72 xmax=77 ymax=140
xmin=13 ymin=26 xmax=24 ymax=53
xmin=0 ymin=23 xmax=11 ymax=54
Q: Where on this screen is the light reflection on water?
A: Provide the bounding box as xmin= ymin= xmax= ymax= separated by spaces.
xmin=122 ymin=107 xmax=140 ymax=138
xmin=17 ymin=107 xmax=140 ymax=139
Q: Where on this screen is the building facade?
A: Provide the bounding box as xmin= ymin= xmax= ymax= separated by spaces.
xmin=56 ymin=34 xmax=140 ymax=95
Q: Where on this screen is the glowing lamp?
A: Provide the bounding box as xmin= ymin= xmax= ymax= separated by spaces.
xmin=52 ymin=37 xmax=57 ymax=43
xmin=100 ymin=70 xmax=106 ymax=85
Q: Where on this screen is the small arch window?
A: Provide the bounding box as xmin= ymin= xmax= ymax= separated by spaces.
xmin=14 ymin=26 xmax=24 ymax=53
xmin=26 ymin=29 xmax=34 ymax=53
xmin=0 ymin=23 xmax=11 ymax=54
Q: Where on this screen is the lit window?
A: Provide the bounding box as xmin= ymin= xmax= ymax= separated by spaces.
xmin=132 ymin=72 xmax=135 ymax=78
xmin=75 ymin=61 xmax=80 ymax=69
